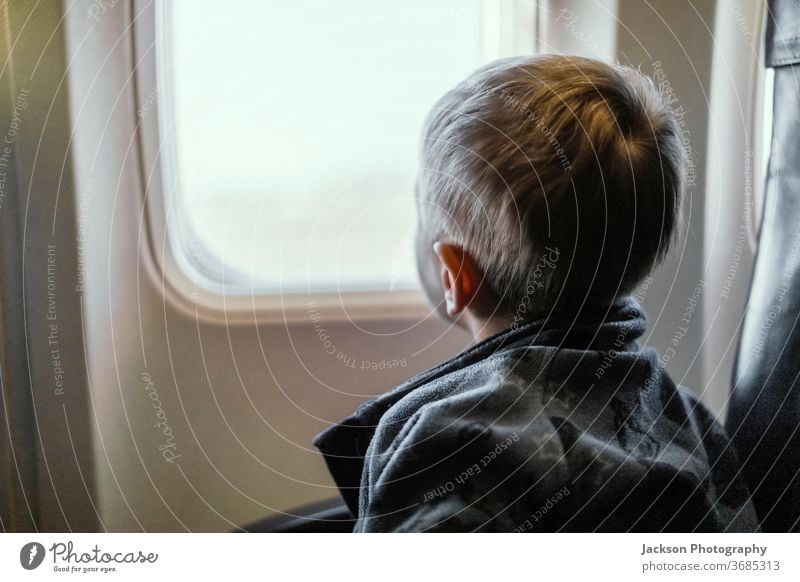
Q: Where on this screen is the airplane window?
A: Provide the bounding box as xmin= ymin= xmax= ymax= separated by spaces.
xmin=157 ymin=0 xmax=532 ymax=294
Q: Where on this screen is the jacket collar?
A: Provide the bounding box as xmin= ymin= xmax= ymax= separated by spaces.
xmin=312 ymin=295 xmax=646 ymax=516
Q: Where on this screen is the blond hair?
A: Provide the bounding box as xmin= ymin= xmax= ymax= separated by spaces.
xmin=418 ymin=54 xmax=685 ymax=317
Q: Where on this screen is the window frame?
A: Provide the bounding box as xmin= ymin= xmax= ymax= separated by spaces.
xmin=131 ymin=0 xmax=538 ymax=323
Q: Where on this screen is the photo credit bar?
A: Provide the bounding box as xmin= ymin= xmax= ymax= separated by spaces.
xmin=0 ymin=533 xmax=797 ymax=580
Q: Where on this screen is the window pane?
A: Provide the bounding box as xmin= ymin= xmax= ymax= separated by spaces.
xmin=161 ymin=0 xmax=494 ymax=293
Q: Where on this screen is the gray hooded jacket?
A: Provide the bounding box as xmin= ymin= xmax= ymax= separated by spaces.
xmin=313 ymin=297 xmax=760 ymax=532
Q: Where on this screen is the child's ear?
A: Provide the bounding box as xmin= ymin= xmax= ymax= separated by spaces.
xmin=432 ymin=241 xmax=479 ymax=318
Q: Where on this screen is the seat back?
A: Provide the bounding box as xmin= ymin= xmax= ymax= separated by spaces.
xmin=727 ymin=0 xmax=800 ymax=533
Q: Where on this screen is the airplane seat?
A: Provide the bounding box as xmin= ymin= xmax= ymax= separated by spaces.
xmin=726 ymin=0 xmax=800 ymax=533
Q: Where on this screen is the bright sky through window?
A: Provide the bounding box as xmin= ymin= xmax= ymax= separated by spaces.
xmin=161 ymin=0 xmax=491 ymax=293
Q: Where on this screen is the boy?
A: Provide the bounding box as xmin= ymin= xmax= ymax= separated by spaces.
xmin=314 ymin=55 xmax=759 ymax=532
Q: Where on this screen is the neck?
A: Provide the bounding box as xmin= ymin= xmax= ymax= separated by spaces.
xmin=462 ymin=311 xmax=515 ymax=344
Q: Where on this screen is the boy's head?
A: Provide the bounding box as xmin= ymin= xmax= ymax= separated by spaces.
xmin=415 ymin=54 xmax=686 ymax=336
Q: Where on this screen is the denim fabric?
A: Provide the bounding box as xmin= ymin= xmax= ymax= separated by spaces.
xmin=314 ymin=296 xmax=761 ymax=532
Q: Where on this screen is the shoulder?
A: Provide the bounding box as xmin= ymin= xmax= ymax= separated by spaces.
xmin=368 ymin=351 xmax=551 ymax=458
xmin=651 ymin=382 xmax=760 ymax=529
xmin=359 ymin=356 xmax=572 ymax=500
xmin=356 ymin=364 xmax=571 ymax=531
